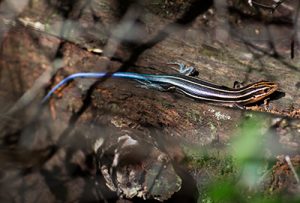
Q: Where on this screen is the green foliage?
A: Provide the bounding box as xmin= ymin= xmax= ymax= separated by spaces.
xmin=231 ymin=114 xmax=267 ymax=164
xmin=185 ymin=114 xmax=300 ymax=203
xmin=230 ymin=114 xmax=270 ymax=189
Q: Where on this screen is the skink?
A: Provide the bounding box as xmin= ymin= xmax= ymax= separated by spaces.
xmin=42 ymin=70 xmax=278 ymax=107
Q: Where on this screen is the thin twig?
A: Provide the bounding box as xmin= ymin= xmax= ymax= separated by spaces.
xmin=285 ymin=155 xmax=300 ymax=184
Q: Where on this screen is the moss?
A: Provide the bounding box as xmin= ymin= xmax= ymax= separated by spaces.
xmin=186 ymin=110 xmax=203 ymax=123
xmin=158 ymin=98 xmax=175 ymax=108
xmin=183 ymin=146 xmax=237 ymax=177
xmin=144 ymin=0 xmax=191 ymax=18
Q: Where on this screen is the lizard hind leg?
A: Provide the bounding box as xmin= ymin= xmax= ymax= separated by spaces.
xmin=135 ymin=79 xmax=173 ymax=92
xmin=167 ymin=62 xmax=199 ymax=76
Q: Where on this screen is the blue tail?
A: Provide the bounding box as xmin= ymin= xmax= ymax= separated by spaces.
xmin=41 ymin=72 xmax=155 ymax=103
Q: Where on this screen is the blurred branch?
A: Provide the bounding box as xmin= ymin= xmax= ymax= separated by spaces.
xmin=249 ymin=0 xmax=287 ymax=13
